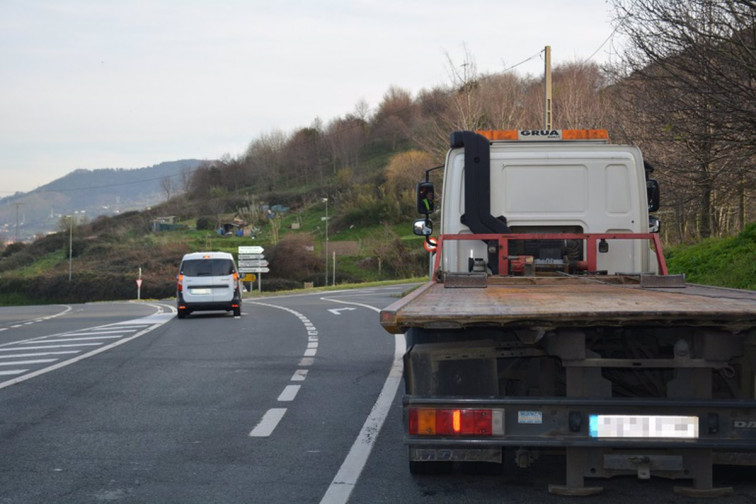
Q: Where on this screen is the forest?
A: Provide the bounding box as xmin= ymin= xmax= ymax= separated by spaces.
xmin=181 ymin=0 xmax=754 ymax=245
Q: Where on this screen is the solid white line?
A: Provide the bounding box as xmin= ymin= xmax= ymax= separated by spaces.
xmin=0 ymin=359 xmax=57 ymax=366
xmin=317 ymin=296 xmax=406 ymax=504
xmin=249 ymin=408 xmax=287 ymax=437
xmin=277 ymin=384 xmax=301 ymax=402
xmin=32 ymin=336 xmax=123 ymax=343
xmin=0 ymin=369 xmax=27 ymax=376
xmin=0 ymin=343 xmax=103 ymax=351
xmin=0 ymin=351 xmax=78 ymax=359
xmin=62 ymin=329 xmax=137 ymax=336
xmin=319 ymin=332 xmax=405 ymax=504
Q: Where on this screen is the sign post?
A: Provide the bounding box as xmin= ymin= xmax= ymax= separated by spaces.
xmin=136 ymin=267 xmax=142 ymax=300
xmin=238 ymin=246 xmax=268 ymax=292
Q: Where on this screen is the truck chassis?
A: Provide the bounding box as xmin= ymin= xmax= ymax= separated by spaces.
xmin=381 ymin=233 xmax=756 ymax=496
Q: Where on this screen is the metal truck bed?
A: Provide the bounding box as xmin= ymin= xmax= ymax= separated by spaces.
xmin=380 ymin=275 xmax=756 ymax=334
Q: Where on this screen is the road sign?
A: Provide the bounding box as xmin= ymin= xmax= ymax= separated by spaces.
xmin=238 ymin=253 xmax=265 ymax=260
xmin=242 ymin=273 xmax=257 ymax=282
xmin=238 ymin=245 xmax=264 ymax=254
xmin=242 ymin=267 xmax=270 ymax=273
xmin=239 ymin=259 xmax=268 ymax=268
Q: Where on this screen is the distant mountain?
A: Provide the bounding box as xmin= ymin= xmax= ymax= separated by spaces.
xmin=0 ymin=160 xmax=205 ymax=242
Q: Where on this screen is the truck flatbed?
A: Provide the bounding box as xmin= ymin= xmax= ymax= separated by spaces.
xmin=380 ymin=276 xmax=756 ymax=334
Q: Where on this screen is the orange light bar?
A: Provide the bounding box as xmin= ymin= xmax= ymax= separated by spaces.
xmin=475 ymin=129 xmax=609 ymax=141
xmin=476 ymin=130 xmax=518 ymax=140
xmin=561 ymin=129 xmax=609 ymax=140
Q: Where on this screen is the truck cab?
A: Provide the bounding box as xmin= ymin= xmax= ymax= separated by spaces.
xmin=438 ymin=129 xmax=658 ymax=275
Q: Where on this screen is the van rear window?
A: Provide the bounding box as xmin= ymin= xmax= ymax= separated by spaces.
xmin=181 ymin=259 xmax=235 ymax=276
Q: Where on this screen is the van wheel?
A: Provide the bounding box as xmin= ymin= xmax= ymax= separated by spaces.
xmin=177 ymin=309 xmax=187 ymax=319
xmin=233 ymin=307 xmax=241 ymax=317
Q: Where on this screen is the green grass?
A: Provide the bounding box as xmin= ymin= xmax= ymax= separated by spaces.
xmin=666 ymin=222 xmax=756 ymax=290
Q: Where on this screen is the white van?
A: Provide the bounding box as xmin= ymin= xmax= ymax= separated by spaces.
xmin=176 ymin=252 xmax=242 ymax=318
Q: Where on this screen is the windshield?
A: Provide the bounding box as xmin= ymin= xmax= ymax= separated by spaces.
xmin=181 ymin=259 xmax=235 ymax=276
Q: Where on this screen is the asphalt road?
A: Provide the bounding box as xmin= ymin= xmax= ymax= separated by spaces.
xmin=0 ymin=288 xmax=755 ymax=503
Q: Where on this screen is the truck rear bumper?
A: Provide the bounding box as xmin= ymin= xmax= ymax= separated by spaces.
xmin=404 ymin=395 xmax=756 ymax=450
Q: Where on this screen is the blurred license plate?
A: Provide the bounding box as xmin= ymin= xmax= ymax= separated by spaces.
xmin=191 ymin=288 xmax=211 ymax=295
xmin=589 ymin=415 xmax=698 ymax=439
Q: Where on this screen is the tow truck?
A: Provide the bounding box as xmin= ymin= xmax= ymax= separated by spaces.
xmin=379 ymin=129 xmax=756 ymax=496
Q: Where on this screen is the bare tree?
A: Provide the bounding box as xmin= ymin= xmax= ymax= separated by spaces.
xmin=160 ymin=176 xmax=175 ymax=201
xmin=609 ymin=0 xmax=756 ymax=237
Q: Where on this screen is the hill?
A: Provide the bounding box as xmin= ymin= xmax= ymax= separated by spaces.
xmin=666 ymin=222 xmax=756 ymax=291
xmin=0 ymin=159 xmax=204 ymax=241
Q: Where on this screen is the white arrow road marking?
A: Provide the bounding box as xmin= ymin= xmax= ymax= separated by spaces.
xmin=327 ymin=307 xmax=357 ymax=315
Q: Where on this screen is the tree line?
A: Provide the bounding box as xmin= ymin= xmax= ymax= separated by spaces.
xmin=184 ymin=0 xmax=754 ymax=244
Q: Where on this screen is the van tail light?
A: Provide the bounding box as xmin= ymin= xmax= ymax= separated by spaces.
xmin=177 ymin=274 xmax=184 ymax=292
xmin=409 ymin=408 xmax=504 ymax=436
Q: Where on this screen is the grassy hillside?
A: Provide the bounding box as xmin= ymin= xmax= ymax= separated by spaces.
xmin=666 ymin=222 xmax=756 ymax=290
xmin=2 ymin=193 xmax=753 ymax=306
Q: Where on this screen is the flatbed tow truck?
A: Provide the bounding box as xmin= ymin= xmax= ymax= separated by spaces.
xmin=379 ymin=129 xmax=756 ymax=496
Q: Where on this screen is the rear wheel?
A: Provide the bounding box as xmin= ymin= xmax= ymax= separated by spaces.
xmin=177 ymin=309 xmax=187 ymax=319
xmin=233 ymin=306 xmax=241 ymax=317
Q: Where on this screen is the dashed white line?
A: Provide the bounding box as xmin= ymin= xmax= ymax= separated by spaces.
xmin=249 ymin=408 xmax=287 ymax=437
xmin=277 ymin=385 xmax=301 ymax=402
xmin=291 ymin=369 xmax=308 ymax=381
xmin=247 ymin=302 xmax=319 ymax=438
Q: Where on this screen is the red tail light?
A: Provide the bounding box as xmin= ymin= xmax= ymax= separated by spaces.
xmin=409 ymin=408 xmax=503 ymax=436
xmin=177 ymin=274 xmax=183 ymax=292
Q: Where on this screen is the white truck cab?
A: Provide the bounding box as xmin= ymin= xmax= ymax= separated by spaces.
xmin=419 ymin=129 xmax=660 ymax=276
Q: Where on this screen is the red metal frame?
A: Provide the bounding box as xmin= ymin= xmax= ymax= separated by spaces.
xmin=431 ymin=233 xmax=668 ymax=277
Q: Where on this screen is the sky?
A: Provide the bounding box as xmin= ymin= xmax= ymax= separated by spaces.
xmin=0 ymin=0 xmax=621 ymax=194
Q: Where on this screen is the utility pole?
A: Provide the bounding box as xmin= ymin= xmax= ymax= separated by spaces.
xmin=14 ymin=203 xmax=23 ymax=242
xmin=322 ymin=197 xmax=329 ymax=287
xmin=544 ymin=45 xmax=552 ymax=130
xmin=68 ymin=215 xmax=73 ymax=282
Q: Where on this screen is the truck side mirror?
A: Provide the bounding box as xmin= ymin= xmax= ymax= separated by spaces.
xmin=647 ymin=179 xmax=660 ymax=212
xmin=416 ymin=182 xmax=435 ymax=215
xmin=413 ymin=218 xmax=433 ymax=237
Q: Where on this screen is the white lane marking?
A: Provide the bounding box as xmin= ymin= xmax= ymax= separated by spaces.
xmin=33 ymin=336 xmax=123 ymax=343
xmin=0 ymin=359 xmax=57 ymax=366
xmin=0 ymin=305 xmax=73 ymax=330
xmin=62 ymin=329 xmax=138 ymax=336
xmin=318 ymin=298 xmax=406 ymax=504
xmin=0 ymin=343 xmax=103 ymax=351
xmin=0 ymin=311 xmax=175 ymax=391
xmin=249 ymin=408 xmax=287 ymax=437
xmin=291 ymin=369 xmax=308 ymax=381
xmin=0 ymin=351 xmax=79 ymax=359
xmin=327 ymin=307 xmax=357 ymax=315
xmin=0 ymin=370 xmax=28 ymax=376
xmin=277 ymin=385 xmax=301 ymax=402
xmin=248 ymin=302 xmax=318 ymax=437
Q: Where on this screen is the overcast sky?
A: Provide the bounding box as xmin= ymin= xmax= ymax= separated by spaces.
xmin=1 ymin=0 xmax=620 ymax=194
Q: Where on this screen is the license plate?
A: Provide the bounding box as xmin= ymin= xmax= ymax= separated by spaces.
xmin=589 ymin=415 xmax=699 ymax=439
xmin=190 ymin=288 xmax=211 ymax=295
